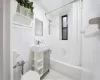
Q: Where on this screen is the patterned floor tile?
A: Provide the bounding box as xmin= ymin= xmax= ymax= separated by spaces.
xmin=41 ymin=70 xmax=74 ymax=80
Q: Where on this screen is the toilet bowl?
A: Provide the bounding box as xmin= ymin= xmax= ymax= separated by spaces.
xmin=21 ymin=70 xmax=40 ymax=80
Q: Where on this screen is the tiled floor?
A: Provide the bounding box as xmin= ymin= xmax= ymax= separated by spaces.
xmin=41 ymin=70 xmax=74 ymax=80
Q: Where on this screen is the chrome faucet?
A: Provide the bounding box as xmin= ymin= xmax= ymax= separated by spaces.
xmin=37 ymin=41 xmax=41 ymax=45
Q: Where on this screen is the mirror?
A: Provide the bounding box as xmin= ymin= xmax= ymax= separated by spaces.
xmin=35 ymin=18 xmax=43 ymax=36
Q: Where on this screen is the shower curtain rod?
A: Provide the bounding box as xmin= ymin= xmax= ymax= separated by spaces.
xmin=45 ymin=0 xmax=77 ymax=15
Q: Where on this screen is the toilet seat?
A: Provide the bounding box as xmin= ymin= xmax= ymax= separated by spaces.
xmin=21 ymin=70 xmax=40 ymax=80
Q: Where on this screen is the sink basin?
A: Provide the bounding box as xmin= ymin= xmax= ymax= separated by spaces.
xmin=31 ymin=45 xmax=49 ymax=52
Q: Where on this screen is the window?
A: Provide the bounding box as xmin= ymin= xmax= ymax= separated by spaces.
xmin=61 ymin=15 xmax=68 ymax=40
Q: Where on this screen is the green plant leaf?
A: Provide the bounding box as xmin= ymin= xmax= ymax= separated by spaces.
xmin=16 ymin=0 xmax=34 ymax=13
xmin=24 ymin=0 xmax=29 ymax=8
xmin=16 ymin=0 xmax=24 ymax=6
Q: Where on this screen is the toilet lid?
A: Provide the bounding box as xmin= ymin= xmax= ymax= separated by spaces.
xmin=21 ymin=70 xmax=40 ymax=80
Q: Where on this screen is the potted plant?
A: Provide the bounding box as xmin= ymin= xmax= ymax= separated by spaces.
xmin=16 ymin=0 xmax=21 ymax=12
xmin=16 ymin=0 xmax=25 ymax=15
xmin=19 ymin=0 xmax=27 ymax=15
xmin=16 ymin=0 xmax=34 ymax=18
xmin=27 ymin=2 xmax=34 ymax=19
xmin=16 ymin=0 xmax=28 ymax=15
xmin=23 ymin=0 xmax=29 ymax=16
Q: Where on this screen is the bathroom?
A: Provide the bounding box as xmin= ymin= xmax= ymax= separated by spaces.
xmin=0 ymin=0 xmax=100 ymax=80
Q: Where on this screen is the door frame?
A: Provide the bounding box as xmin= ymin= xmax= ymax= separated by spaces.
xmin=0 ymin=0 xmax=11 ymax=80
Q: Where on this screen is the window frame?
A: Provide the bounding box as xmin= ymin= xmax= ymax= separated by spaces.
xmin=61 ymin=15 xmax=68 ymax=40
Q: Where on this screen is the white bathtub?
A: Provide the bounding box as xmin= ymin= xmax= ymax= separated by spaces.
xmin=50 ymin=59 xmax=82 ymax=80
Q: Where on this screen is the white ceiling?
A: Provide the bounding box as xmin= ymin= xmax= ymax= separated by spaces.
xmin=33 ymin=0 xmax=74 ymax=12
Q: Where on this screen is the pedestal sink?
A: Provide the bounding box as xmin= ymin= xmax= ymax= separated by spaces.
xmin=28 ymin=45 xmax=50 ymax=77
xmin=31 ymin=45 xmax=49 ymax=52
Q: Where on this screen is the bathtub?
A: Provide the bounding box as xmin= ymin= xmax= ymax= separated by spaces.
xmin=50 ymin=59 xmax=82 ymax=80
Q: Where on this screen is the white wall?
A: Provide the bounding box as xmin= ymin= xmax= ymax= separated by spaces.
xmin=11 ymin=0 xmax=49 ymax=63
xmin=34 ymin=2 xmax=49 ymax=43
xmin=81 ymin=0 xmax=100 ymax=80
xmin=11 ymin=0 xmax=49 ymax=80
xmin=11 ymin=0 xmax=81 ymax=68
xmin=11 ymin=0 xmax=33 ymax=63
xmin=46 ymin=1 xmax=81 ymax=66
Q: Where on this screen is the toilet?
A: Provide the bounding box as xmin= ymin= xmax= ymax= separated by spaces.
xmin=21 ymin=70 xmax=40 ymax=80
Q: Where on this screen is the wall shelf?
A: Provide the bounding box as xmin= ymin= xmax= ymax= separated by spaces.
xmin=89 ymin=17 xmax=100 ymax=25
xmin=81 ymin=17 xmax=100 ymax=34
xmin=13 ymin=12 xmax=32 ymax=26
xmin=12 ymin=21 xmax=32 ymax=28
xmin=16 ymin=12 xmax=32 ymax=21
